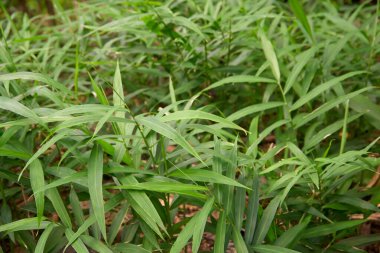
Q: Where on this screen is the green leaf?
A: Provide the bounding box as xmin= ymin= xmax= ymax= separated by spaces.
xmin=35 ymin=223 xmax=56 ymax=253
xmin=161 ymin=110 xmax=246 ymax=132
xmin=275 ymin=216 xmax=311 ymax=247
xmin=245 ymin=169 xmax=260 ymax=244
xmin=113 ymin=61 xmax=126 ymax=135
xmin=234 ymin=177 xmax=246 ymax=232
xmin=69 ymin=186 xmax=85 ymax=229
xmin=92 ymin=108 xmax=118 ymax=138
xmin=97 ymin=139 xmax=132 ymax=165
xmin=278 ymin=169 xmax=308 ymax=204
xmin=89 ymin=72 xmax=109 ymax=105
xmin=0 ymin=125 xmax=21 ymax=147
xmin=34 ymin=172 xmax=86 ymax=195
xmin=335 ymin=234 xmax=380 ymax=247
xmin=227 ymin=102 xmax=283 ymax=121
xmin=284 ymin=47 xmax=317 ymax=94
xmin=22 ymin=129 xmax=69 ymax=179
xmin=302 ymin=220 xmax=366 ymax=238
xmin=0 ymin=72 xmax=69 ymax=93
xmin=286 ymin=142 xmax=311 ymax=164
xmin=332 ymin=195 xmax=379 ymax=212
xmin=65 ymin=194 xmax=124 ymax=250
xmin=81 ymin=234 xmax=113 ymax=253
xmin=289 ymin=0 xmax=313 ymax=42
xmin=170 ymin=197 xmax=214 ymax=253
xmin=104 ymin=166 xmax=156 ymax=176
xmin=252 ymin=245 xmax=302 ymax=253
xmin=108 ymin=203 xmax=129 ymax=245
xmin=192 ymin=197 xmax=214 ymax=253
xmin=294 ymin=87 xmax=371 ymax=128
xmin=44 ymin=167 xmax=87 ymax=187
xmin=169 ymin=76 xmax=178 ymax=112
xmin=109 ymin=181 xmax=207 ymax=199
xmin=29 ymin=159 xmax=45 ymax=225
xmin=0 ymin=217 xmax=50 ymax=233
xmin=0 ymin=96 xmax=43 ymax=125
xmin=222 ymin=140 xmax=238 ymax=215
xmin=304 ymin=113 xmax=362 ymax=150
xmin=340 ymin=99 xmax=350 ymax=154
xmin=25 ymin=85 xmax=65 ymax=107
xmin=136 ymin=116 xmax=205 ymax=165
xmin=247 ymin=119 xmax=289 ymax=154
xmin=214 ymin=211 xmax=227 ymax=253
xmin=253 ymin=196 xmax=281 ymax=245
xmin=350 ymin=94 xmax=380 ymax=128
xmin=51 ymin=104 xmax=115 ymax=116
xmin=0 ymin=145 xmax=31 ymax=160
xmin=259 ymin=31 xmax=281 ymax=84
xmin=113 ymin=243 xmax=151 ymax=253
xmin=168 ymin=169 xmax=249 ymax=189
xmin=232 ymin=225 xmax=248 ymax=253
xmin=46 ymin=187 xmax=72 ymax=229
xmin=167 ymin=16 xmax=205 ymax=38
xmin=201 ymin=75 xmax=276 ymax=93
xmin=65 ymin=229 xmax=89 ymax=253
xmin=88 ymin=143 xmax=107 ymax=241
xmin=291 ymin=71 xmax=365 ymax=111
xmin=119 ymin=176 xmax=166 ymax=238
xmin=140 ymin=222 xmax=160 ymax=250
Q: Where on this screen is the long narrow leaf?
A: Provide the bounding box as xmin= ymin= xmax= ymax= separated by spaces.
xmin=169 ymin=169 xmax=249 ymax=189
xmin=29 ymin=159 xmax=45 ymax=225
xmin=252 ymin=196 xmax=281 ymax=245
xmin=88 ymin=143 xmax=107 ymax=240
xmin=291 ymin=71 xmax=365 ymax=111
xmin=137 ymin=116 xmax=205 ymax=165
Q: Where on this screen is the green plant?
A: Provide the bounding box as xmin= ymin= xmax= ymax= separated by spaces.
xmin=0 ymin=0 xmax=379 ymax=252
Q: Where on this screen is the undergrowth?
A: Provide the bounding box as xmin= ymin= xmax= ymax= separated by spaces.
xmin=0 ymin=0 xmax=379 ymax=252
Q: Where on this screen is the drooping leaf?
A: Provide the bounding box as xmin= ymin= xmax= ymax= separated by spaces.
xmin=0 ymin=217 xmax=50 ymax=233
xmin=109 ymin=181 xmax=207 ymax=199
xmin=302 ymin=220 xmax=366 ymax=238
xmin=252 ymin=245 xmax=302 ymax=253
xmin=0 ymin=72 xmax=69 ymax=93
xmin=161 ymin=110 xmax=246 ymax=132
xmin=0 ymin=96 xmax=43 ymax=125
xmin=259 ymin=31 xmax=281 ymax=84
xmin=81 ymin=234 xmax=113 ymax=253
xmin=201 ymin=75 xmax=276 ymax=93
xmin=22 ymin=129 xmax=70 ymax=179
xmin=291 ymin=71 xmax=365 ymax=111
xmin=169 ymin=169 xmax=249 ymax=189
xmin=113 ymin=243 xmax=152 ymax=253
xmin=136 ymin=116 xmax=205 ymax=165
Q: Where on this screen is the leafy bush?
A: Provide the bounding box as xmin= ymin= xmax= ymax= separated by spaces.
xmin=0 ymin=0 xmax=379 ymax=252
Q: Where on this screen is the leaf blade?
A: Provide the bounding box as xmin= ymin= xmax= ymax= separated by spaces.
xmin=29 ymin=159 xmax=45 ymax=225
xmin=88 ymin=143 xmax=107 ymax=240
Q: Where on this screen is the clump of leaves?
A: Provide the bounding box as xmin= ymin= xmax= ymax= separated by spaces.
xmin=0 ymin=0 xmax=379 ymax=252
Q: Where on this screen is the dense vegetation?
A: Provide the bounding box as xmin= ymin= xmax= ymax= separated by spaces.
xmin=0 ymin=0 xmax=379 ymax=252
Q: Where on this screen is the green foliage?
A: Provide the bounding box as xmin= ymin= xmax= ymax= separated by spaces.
xmin=0 ymin=0 xmax=379 ymax=252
